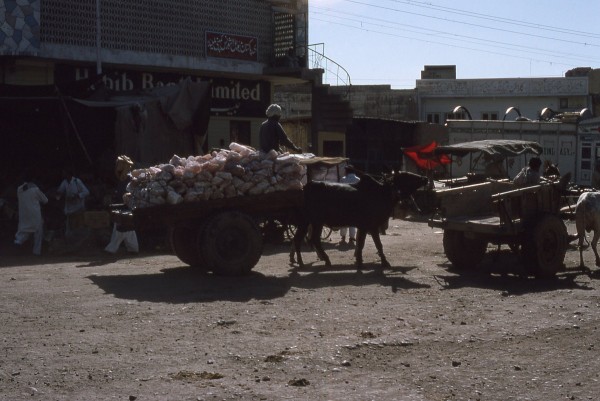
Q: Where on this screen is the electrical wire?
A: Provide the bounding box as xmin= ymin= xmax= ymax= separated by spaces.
xmin=337 ymin=0 xmax=600 ymax=48
xmin=312 ymin=8 xmax=600 ymax=64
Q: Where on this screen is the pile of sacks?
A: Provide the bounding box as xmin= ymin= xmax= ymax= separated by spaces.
xmin=123 ymin=142 xmax=307 ymax=209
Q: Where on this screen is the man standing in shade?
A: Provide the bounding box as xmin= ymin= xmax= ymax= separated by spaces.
xmin=339 ymin=165 xmax=360 ymax=245
xmin=104 ymin=155 xmax=139 ymax=255
xmin=14 ymin=173 xmax=48 ymax=255
xmin=55 ymin=168 xmax=90 ymax=237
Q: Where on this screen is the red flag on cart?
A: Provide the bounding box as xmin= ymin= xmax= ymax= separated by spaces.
xmin=403 ymin=141 xmax=451 ymax=170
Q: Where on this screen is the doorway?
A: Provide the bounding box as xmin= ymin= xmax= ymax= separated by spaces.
xmin=230 ymin=120 xmax=251 ymax=146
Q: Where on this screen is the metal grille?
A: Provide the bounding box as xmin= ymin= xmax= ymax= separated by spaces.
xmin=40 ymin=0 xmax=274 ymax=62
xmin=273 ymin=12 xmax=295 ymax=58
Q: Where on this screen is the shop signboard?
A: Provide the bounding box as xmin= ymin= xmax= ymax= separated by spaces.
xmin=205 ymin=31 xmax=258 ymax=61
xmin=54 ymin=64 xmax=270 ymax=118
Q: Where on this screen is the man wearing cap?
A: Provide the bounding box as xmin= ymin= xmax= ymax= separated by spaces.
xmin=259 ymin=104 xmax=303 ymax=154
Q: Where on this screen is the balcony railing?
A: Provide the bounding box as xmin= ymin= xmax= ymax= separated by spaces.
xmin=307 ymin=43 xmax=351 ymax=87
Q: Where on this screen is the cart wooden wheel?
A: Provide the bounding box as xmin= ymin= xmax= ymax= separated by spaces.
xmin=201 ymin=211 xmax=263 ymax=276
xmin=443 ymin=229 xmax=487 ymax=270
xmin=169 ymin=225 xmax=206 ymax=268
xmin=523 ymin=214 xmax=567 ymax=278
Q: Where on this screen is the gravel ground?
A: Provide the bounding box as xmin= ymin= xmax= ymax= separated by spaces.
xmin=1 ymin=217 xmax=599 ymax=401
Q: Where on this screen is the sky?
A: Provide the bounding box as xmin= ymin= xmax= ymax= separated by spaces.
xmin=308 ymin=0 xmax=600 ymax=88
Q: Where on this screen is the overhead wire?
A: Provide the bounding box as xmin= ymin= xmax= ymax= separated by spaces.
xmin=310 ymin=1 xmax=600 ymax=69
xmin=310 ymin=0 xmax=599 ymax=86
xmin=311 ymin=16 xmax=583 ymax=69
xmin=311 ymin=8 xmax=600 ymax=65
xmin=384 ymin=0 xmax=600 ymax=39
xmin=338 ymin=0 xmax=600 ymax=48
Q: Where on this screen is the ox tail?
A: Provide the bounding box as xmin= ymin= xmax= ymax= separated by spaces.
xmin=574 ymin=204 xmax=590 ymax=246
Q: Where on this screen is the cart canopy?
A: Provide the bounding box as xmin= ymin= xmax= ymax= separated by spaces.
xmin=433 ymin=139 xmax=542 ymax=158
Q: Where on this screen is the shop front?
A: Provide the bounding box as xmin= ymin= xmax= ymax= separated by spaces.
xmin=54 ymin=64 xmax=273 ymax=152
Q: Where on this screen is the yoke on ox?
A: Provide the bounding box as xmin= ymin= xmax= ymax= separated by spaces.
xmin=289 ymin=171 xmax=428 ymax=268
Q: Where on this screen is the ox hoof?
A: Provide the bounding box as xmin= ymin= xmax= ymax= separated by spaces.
xmin=595 ymin=260 xmax=600 ymax=268
xmin=381 ymin=260 xmax=391 ymax=268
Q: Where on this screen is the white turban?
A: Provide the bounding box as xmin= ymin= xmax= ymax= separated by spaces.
xmin=266 ymin=104 xmax=282 ymax=117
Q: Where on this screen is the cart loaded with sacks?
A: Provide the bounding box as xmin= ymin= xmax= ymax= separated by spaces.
xmin=110 ymin=143 xmax=349 ymax=276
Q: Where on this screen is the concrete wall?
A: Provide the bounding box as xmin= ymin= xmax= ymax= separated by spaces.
xmin=417 ymin=76 xmax=590 ymax=123
xmin=330 ymin=85 xmax=418 ymax=121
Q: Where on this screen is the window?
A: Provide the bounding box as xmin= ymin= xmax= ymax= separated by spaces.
xmin=427 ymin=113 xmax=441 ymax=124
xmin=481 ymin=112 xmax=498 ymax=120
xmin=322 ymin=140 xmax=343 ymax=157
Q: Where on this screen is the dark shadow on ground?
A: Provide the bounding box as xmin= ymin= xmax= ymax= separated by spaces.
xmin=0 ymin=246 xmax=165 ymax=268
xmin=261 ymin=239 xmax=340 ymax=257
xmin=0 ymin=225 xmax=169 ymax=268
xmin=433 ymin=270 xmax=594 ymax=295
xmin=433 ymin=248 xmax=597 ymax=295
xmin=88 ymin=263 xmax=429 ymax=304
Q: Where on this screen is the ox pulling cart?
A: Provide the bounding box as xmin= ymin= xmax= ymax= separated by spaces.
xmin=427 ymin=140 xmax=578 ymax=278
xmin=110 ymin=156 xmax=349 ymax=276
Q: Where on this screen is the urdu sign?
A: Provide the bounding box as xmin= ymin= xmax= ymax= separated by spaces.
xmin=206 ymin=31 xmax=258 ymax=61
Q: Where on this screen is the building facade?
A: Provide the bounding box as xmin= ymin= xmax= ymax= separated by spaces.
xmin=416 ymin=66 xmax=593 ymax=124
xmin=1 ymin=0 xmax=315 ymax=166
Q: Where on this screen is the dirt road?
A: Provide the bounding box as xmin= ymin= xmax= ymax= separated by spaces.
xmin=1 ymin=218 xmax=599 ymax=400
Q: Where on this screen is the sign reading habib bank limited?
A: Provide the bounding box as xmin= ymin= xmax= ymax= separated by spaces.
xmin=55 ymin=65 xmax=270 ymax=118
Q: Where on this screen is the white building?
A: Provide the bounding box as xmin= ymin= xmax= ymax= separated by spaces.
xmin=416 ymin=66 xmax=590 ymax=123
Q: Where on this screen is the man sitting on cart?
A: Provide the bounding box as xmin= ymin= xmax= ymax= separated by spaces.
xmin=514 ymin=156 xmax=543 ymax=186
xmin=259 ymin=104 xmax=303 ymax=154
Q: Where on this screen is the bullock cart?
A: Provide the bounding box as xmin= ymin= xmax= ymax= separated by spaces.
xmin=111 ymin=189 xmax=303 ymax=276
xmin=110 ymin=156 xmax=348 ymax=276
xmin=428 ymin=180 xmax=574 ymax=278
xmin=428 ymin=140 xmax=576 ymax=278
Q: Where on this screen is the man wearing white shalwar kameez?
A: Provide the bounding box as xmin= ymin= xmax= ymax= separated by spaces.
xmin=339 ymin=165 xmax=360 ymax=245
xmin=55 ymin=170 xmax=90 ymax=238
xmin=14 ymin=181 xmax=48 ymax=255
